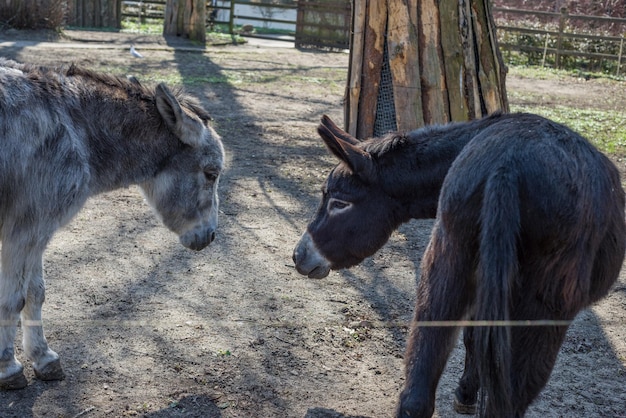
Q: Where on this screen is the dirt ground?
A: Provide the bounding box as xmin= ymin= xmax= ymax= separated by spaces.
xmin=0 ymin=29 xmax=624 ymax=418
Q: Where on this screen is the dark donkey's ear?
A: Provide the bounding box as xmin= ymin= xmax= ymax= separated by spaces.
xmin=320 ymin=115 xmax=361 ymax=145
xmin=317 ymin=115 xmax=375 ymax=182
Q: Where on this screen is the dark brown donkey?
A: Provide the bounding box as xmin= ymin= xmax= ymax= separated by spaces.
xmin=292 ymin=113 xmax=625 ymax=417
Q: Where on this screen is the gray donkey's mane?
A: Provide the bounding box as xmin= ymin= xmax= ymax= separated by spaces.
xmin=1 ymin=58 xmax=212 ymax=123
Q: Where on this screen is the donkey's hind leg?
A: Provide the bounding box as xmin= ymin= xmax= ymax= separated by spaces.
xmin=508 ymin=319 xmax=569 ymax=416
xmin=453 ymin=326 xmax=479 ymax=414
xmin=22 ymin=260 xmax=64 ymax=381
xmin=396 ymin=223 xmax=476 ymax=417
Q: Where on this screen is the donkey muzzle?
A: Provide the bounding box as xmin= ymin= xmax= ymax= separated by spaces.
xmin=180 ymin=226 xmax=216 ymax=251
xmin=292 ymin=232 xmax=331 ymax=279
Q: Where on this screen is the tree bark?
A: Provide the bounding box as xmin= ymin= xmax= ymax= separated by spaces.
xmin=346 ymin=0 xmax=508 ymax=137
xmin=163 ymin=0 xmax=206 ymax=44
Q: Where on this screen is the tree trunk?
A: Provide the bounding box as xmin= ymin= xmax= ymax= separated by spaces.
xmin=346 ymin=0 xmax=508 ymax=138
xmin=163 ymin=0 xmax=206 ymax=44
xmin=64 ymin=0 xmax=122 ymax=29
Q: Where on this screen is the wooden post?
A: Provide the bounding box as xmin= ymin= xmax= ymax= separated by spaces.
xmin=345 ymin=0 xmax=367 ymax=136
xmin=163 ymin=0 xmax=206 ymax=44
xmin=229 ymin=0 xmax=235 ymax=34
xmin=357 ymin=0 xmax=387 ymax=138
xmin=541 ymin=34 xmax=550 ymax=68
xmin=139 ymin=1 xmax=145 ymax=25
xmin=346 ymin=0 xmax=508 ymax=135
xmin=556 ymin=7 xmax=567 ymax=69
xmin=617 ymin=35 xmax=624 ymax=76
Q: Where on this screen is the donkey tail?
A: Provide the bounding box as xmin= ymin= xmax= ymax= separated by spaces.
xmin=474 ymin=167 xmax=520 ymax=416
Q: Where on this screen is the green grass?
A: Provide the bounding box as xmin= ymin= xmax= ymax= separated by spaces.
xmin=508 ymin=64 xmax=625 ymax=83
xmin=507 ymin=65 xmax=626 ymax=157
xmin=120 ymin=21 xmax=245 ymax=45
xmin=510 ymin=104 xmax=626 ymax=156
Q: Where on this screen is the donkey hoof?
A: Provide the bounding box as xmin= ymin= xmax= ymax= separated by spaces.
xmin=34 ymin=359 xmax=65 ymax=381
xmin=0 ymin=370 xmax=28 ymax=390
xmin=453 ymin=394 xmax=477 ymax=415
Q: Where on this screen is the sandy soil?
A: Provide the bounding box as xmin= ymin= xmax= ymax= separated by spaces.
xmin=0 ymin=29 xmax=624 ymax=418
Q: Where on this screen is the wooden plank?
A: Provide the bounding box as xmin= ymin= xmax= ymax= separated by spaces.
xmin=498 ymin=25 xmax=626 ymax=43
xmin=439 ymin=0 xmax=469 ymax=122
xmin=494 ymin=7 xmax=626 ymax=24
xmin=501 ymin=44 xmax=626 ymax=61
xmin=416 ymin=0 xmax=447 ymax=125
xmin=493 ymin=7 xmax=560 ymax=18
xmin=459 ymin=0 xmax=480 ymax=119
xmin=387 ymin=0 xmax=423 ymax=130
xmin=356 ymin=0 xmax=387 ymax=139
xmin=483 ymin=0 xmax=508 ymax=113
xmin=473 ymin=0 xmax=500 ymax=114
xmin=346 ymin=0 xmax=367 ymax=136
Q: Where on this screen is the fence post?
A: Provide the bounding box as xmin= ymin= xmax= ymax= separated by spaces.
xmin=229 ymin=1 xmax=235 ymax=34
xmin=139 ymin=1 xmax=145 ymax=25
xmin=617 ymin=35 xmax=624 ymax=76
xmin=556 ymin=7 xmax=567 ymax=69
xmin=541 ymin=34 xmax=550 ymax=68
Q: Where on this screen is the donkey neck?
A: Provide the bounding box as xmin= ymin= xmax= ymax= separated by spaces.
xmin=78 ymin=95 xmax=181 ymax=194
xmin=374 ymin=116 xmax=502 ymax=220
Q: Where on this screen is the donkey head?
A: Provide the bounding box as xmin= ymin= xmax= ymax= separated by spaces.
xmin=293 ymin=116 xmax=402 ymax=278
xmin=141 ymin=84 xmax=225 ymax=251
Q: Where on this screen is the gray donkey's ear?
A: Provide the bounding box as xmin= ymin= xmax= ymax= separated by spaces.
xmin=317 ymin=117 xmax=375 ymax=182
xmin=155 ymin=83 xmax=205 ymax=147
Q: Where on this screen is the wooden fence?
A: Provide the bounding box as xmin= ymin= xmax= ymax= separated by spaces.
xmin=121 ymin=0 xmax=296 ymax=34
xmin=118 ymin=2 xmax=626 ymax=74
xmin=494 ymin=7 xmax=626 ymax=75
xmin=67 ymin=0 xmax=122 ymax=28
xmin=121 ymin=1 xmax=351 ymax=49
xmin=295 ymin=0 xmax=350 ymax=50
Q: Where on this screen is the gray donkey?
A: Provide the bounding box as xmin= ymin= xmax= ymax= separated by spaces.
xmin=0 ymin=58 xmax=225 ymax=389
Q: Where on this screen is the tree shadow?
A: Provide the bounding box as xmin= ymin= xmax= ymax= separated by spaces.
xmin=305 ymin=407 xmax=370 ymax=418
xmin=0 ymin=30 xmax=624 ymax=418
xmin=145 ymin=394 xmax=223 ymax=417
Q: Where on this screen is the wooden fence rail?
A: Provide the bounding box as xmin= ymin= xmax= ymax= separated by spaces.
xmin=494 ymin=7 xmax=626 ymax=75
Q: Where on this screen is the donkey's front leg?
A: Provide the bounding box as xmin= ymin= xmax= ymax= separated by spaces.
xmin=0 ymin=246 xmax=31 ymax=389
xmin=22 ymin=259 xmax=64 ymax=381
xmin=396 ymin=226 xmax=474 ymax=417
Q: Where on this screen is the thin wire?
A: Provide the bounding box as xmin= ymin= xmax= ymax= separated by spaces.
xmin=4 ymin=318 xmax=621 ymax=328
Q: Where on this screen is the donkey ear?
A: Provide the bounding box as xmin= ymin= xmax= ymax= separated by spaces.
xmin=318 ymin=121 xmax=375 ymax=182
xmin=320 ymin=115 xmax=361 ymax=145
xmin=155 ymin=83 xmax=205 ymax=147
xmin=127 ymin=75 xmax=141 ymax=85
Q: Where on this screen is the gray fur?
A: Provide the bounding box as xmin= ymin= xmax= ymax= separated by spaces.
xmin=0 ymin=58 xmax=225 ymax=388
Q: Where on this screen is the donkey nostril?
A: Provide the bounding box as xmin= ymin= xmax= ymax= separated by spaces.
xmin=292 ymin=246 xmax=305 ymax=264
xmin=210 ymin=231 xmax=216 ymax=242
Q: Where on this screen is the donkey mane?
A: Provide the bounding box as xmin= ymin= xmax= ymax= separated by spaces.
xmin=355 ymin=115 xmax=509 ymax=206
xmin=65 ymin=64 xmax=212 ymax=122
xmin=361 ymin=132 xmax=409 ymax=156
xmin=362 ymin=112 xmax=508 ymax=161
xmin=1 ymin=58 xmax=211 ymax=123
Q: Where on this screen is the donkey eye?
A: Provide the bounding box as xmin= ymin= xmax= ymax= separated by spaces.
xmin=204 ymin=170 xmax=218 ymax=182
xmin=328 ymin=198 xmax=351 ymax=214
